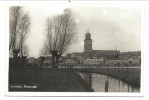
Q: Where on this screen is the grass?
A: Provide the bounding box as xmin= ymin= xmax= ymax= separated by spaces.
xmin=9 ymin=67 xmax=90 ymax=92
xmin=74 ymin=67 xmax=141 ymax=88
xmin=9 ymin=65 xmax=141 ymax=92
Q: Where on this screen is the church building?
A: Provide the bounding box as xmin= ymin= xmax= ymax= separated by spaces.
xmin=82 ymin=30 xmax=120 ymax=59
xmin=65 ymin=30 xmax=120 ymax=65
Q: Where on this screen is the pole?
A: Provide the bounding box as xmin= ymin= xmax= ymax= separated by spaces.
xmin=105 ymin=80 xmax=109 ymax=92
xmin=89 ymin=74 xmax=92 ymax=91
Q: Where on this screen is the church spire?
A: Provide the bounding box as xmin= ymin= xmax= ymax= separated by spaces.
xmin=87 ymin=29 xmax=89 ymax=33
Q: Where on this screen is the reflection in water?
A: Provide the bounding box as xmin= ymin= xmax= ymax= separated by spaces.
xmin=78 ymin=73 xmax=140 ymax=92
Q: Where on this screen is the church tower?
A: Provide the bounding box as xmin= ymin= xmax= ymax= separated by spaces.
xmin=84 ymin=30 xmax=92 ymax=52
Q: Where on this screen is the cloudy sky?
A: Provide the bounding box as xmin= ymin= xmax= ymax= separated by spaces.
xmin=23 ymin=3 xmax=141 ymax=58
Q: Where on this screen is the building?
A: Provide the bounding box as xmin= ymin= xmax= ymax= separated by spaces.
xmin=63 ymin=30 xmax=120 ymax=65
xmin=84 ymin=30 xmax=93 ymax=52
xmin=120 ymin=51 xmax=141 ymax=57
xmin=65 ymin=57 xmax=78 ymax=65
xmin=27 ymin=57 xmax=35 ymax=65
xmin=120 ymin=51 xmax=141 ymax=65
xmin=128 ymin=56 xmax=141 ymax=65
xmin=83 ymin=57 xmax=104 ymax=65
xmin=66 ymin=52 xmax=83 ymax=64
xmin=62 ymin=30 xmax=141 ymax=66
xmin=34 ymin=58 xmax=41 ymax=66
xmin=105 ymin=58 xmax=122 ymax=65
xmin=43 ymin=56 xmax=52 ymax=65
xmin=83 ymin=30 xmax=120 ymax=61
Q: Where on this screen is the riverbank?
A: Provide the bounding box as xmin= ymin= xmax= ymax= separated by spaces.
xmin=74 ymin=68 xmax=141 ymax=88
xmin=9 ymin=68 xmax=90 ymax=92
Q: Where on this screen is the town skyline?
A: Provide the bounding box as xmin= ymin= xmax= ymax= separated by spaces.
xmin=8 ymin=3 xmax=142 ymax=94
xmin=23 ymin=5 xmax=141 ymax=58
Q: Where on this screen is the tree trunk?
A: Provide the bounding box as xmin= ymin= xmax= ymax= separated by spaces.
xmin=51 ymin=55 xmax=55 ymax=68
xmin=56 ymin=55 xmax=61 ymax=64
xmin=13 ymin=49 xmax=20 ymax=67
xmin=20 ymin=44 xmax=23 ymax=58
xmin=50 ymin=50 xmax=58 ymax=68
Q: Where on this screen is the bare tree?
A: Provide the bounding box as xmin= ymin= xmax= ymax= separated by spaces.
xmin=43 ymin=8 xmax=77 ymax=68
xmin=39 ymin=45 xmax=49 ymax=68
xmin=19 ymin=12 xmax=30 ymax=58
xmin=9 ymin=6 xmax=30 ymax=59
xmin=9 ymin=6 xmax=22 ymax=58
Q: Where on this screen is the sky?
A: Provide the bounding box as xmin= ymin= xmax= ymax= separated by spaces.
xmin=22 ymin=4 xmax=141 ymax=58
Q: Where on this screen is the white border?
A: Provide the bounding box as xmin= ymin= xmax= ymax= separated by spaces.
xmin=5 ymin=0 xmax=145 ymax=97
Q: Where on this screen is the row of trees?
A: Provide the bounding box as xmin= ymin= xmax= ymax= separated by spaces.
xmin=9 ymin=7 xmax=78 ymax=68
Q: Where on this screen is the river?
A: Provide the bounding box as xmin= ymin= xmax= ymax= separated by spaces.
xmin=78 ymin=72 xmax=140 ymax=92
